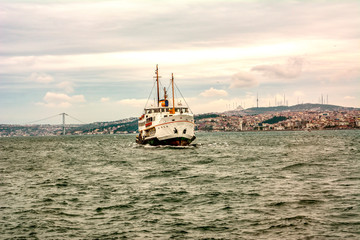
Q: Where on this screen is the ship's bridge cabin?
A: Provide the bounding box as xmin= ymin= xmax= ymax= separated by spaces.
xmin=144 ymin=107 xmax=189 ymax=115
xmin=138 ymin=106 xmax=191 ymax=123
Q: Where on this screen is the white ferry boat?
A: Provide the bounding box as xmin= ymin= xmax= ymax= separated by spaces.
xmin=136 ymin=65 xmax=196 ymax=146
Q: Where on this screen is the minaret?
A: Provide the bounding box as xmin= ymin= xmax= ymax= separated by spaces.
xmin=257 ymin=93 xmax=259 ymax=108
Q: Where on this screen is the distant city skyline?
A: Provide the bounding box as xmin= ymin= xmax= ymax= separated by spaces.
xmin=1 ymin=0 xmax=359 ymax=124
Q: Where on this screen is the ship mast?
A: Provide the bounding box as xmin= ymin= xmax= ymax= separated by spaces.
xmin=155 ymin=64 xmax=160 ymax=107
xmin=171 ymin=73 xmax=175 ymax=114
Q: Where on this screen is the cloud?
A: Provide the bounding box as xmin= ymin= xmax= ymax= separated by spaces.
xmin=44 ymin=92 xmax=72 ymax=103
xmin=188 ymin=96 xmax=258 ymax=114
xmin=117 ymin=98 xmax=147 ymax=108
xmin=331 ymin=68 xmax=360 ymax=82
xmin=101 ymin=97 xmax=110 ymax=102
xmin=200 ymin=87 xmax=228 ymax=97
xmin=37 ymin=92 xmax=85 ymax=108
xmin=252 ymin=57 xmax=304 ymax=78
xmin=229 ymin=72 xmax=258 ymax=89
xmin=56 ymin=81 xmax=74 ymax=93
xmin=344 ymin=96 xmax=355 ymax=100
xmin=293 ymin=90 xmax=305 ymax=97
xmin=29 ymin=72 xmax=54 ymax=83
xmin=70 ymin=95 xmax=86 ymax=103
xmin=1 ymin=1 xmax=358 ymax=57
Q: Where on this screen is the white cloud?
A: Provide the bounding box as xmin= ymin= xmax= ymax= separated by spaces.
xmin=29 ymin=72 xmax=54 ymax=83
xmin=70 ymin=95 xmax=86 ymax=103
xmin=56 ymin=81 xmax=74 ymax=93
xmin=117 ymin=98 xmax=147 ymax=108
xmin=37 ymin=92 xmax=85 ymax=108
xmin=229 ymin=72 xmax=258 ymax=89
xmin=344 ymin=96 xmax=355 ymax=100
xmin=101 ymin=97 xmax=110 ymax=102
xmin=44 ymin=92 xmax=71 ymax=103
xmin=200 ymin=87 xmax=228 ymax=97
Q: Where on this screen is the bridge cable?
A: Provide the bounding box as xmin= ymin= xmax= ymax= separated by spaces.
xmin=25 ymin=114 xmax=62 ymax=124
xmin=66 ymin=114 xmax=87 ymax=124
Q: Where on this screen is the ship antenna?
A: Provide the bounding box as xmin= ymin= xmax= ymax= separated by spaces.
xmin=163 ymin=87 xmax=167 ymax=100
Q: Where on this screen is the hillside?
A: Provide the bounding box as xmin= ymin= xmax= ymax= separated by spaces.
xmin=223 ymin=103 xmax=358 ymax=116
xmin=69 ymin=118 xmax=138 ymax=134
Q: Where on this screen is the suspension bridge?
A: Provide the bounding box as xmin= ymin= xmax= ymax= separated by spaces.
xmin=26 ymin=113 xmax=87 ymax=135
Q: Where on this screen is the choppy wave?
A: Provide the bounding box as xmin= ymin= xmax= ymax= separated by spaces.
xmin=0 ymin=131 xmax=359 ymax=239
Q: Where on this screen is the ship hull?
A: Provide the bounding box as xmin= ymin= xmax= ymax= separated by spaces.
xmin=137 ymin=115 xmax=196 ymax=146
xmin=137 ymin=136 xmax=196 ymax=146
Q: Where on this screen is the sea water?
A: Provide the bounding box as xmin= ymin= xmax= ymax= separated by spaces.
xmin=0 ymin=131 xmax=359 ymax=239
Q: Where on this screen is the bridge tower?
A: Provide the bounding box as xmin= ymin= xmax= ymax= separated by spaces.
xmin=61 ymin=113 xmax=66 ymax=135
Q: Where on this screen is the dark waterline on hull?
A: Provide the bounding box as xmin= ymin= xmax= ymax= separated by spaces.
xmin=136 ymin=136 xmax=196 ymax=146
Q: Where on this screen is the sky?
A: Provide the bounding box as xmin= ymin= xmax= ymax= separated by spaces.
xmin=0 ymin=0 xmax=359 ymax=124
